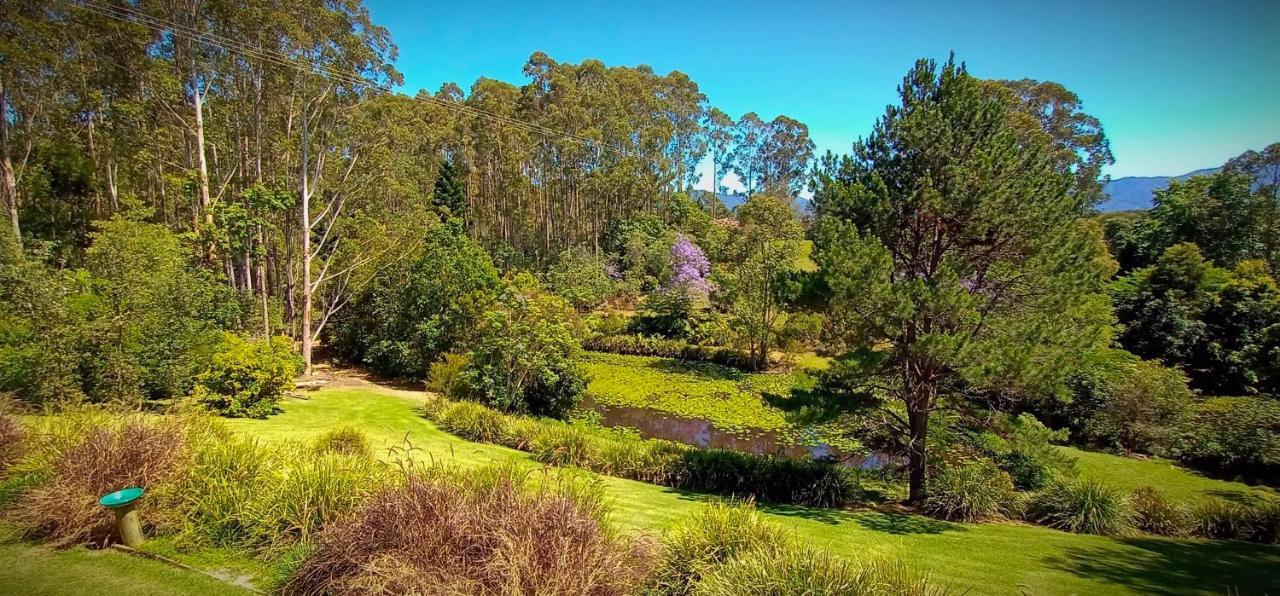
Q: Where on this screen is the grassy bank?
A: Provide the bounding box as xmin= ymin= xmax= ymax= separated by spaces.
xmin=0 ymin=525 xmax=250 ymax=595
xmin=1063 ymin=446 xmax=1275 ymax=503
xmin=222 ymin=387 xmax=1280 ymax=595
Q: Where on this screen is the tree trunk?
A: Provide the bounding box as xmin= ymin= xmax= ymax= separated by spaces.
xmin=299 ymin=110 xmax=313 ymax=374
xmin=191 ymin=65 xmax=213 ymax=227
xmin=0 ymin=76 xmax=20 ymax=246
xmin=906 ymin=399 xmax=930 ymax=504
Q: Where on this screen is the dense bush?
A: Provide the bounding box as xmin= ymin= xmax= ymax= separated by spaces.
xmin=286 ymin=465 xmax=654 ymax=595
xmin=584 ymin=333 xmax=762 ymax=371
xmin=1188 ymin=498 xmax=1280 ymax=544
xmin=1029 ymin=478 xmax=1133 ymax=536
xmin=1130 ymin=486 xmax=1190 ymax=537
xmin=327 ymin=222 xmax=499 ymax=378
xmin=923 ymin=460 xmax=1021 ymax=522
xmin=1 ymin=217 xmax=249 ymax=405
xmin=425 ymin=352 xmax=471 ymax=399
xmin=1056 ymin=351 xmax=1192 ymax=455
xmin=545 ymin=246 xmax=616 ymax=311
xmin=777 ymin=311 xmax=824 ymax=353
xmin=192 ymin=334 xmax=302 ymax=419
xmin=970 ymin=413 xmax=1075 ymax=491
xmin=312 ymin=426 xmax=372 ymax=458
xmin=459 ymin=273 xmax=587 ymax=417
xmin=1171 ymin=396 xmax=1280 ymax=481
xmin=427 ymin=399 xmax=860 ymax=508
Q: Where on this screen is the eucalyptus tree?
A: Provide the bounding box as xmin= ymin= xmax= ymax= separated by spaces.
xmin=812 ymin=57 xmax=1113 ymax=503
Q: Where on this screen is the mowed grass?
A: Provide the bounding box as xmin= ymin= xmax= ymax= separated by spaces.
xmin=0 ymin=525 xmax=249 ymax=595
xmin=1062 ymin=446 xmax=1276 ymax=503
xmin=225 ymin=387 xmax=1280 ymax=596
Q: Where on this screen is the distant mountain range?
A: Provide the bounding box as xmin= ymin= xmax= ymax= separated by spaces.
xmin=1099 ymin=168 xmax=1221 ymax=212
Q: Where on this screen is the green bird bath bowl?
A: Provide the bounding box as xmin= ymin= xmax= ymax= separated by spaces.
xmin=99 ymin=487 xmax=145 ymax=547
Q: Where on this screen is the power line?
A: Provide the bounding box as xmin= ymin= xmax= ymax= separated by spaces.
xmin=56 ymin=0 xmax=641 ymax=159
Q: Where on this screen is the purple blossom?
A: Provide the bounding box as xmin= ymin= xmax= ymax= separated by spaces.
xmin=665 ymin=234 xmax=713 ymax=294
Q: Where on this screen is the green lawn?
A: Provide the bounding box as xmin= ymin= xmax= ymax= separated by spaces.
xmin=0 ymin=525 xmax=249 ymax=595
xmin=223 ymin=387 xmax=1280 ymax=596
xmin=1062 ymin=446 xmax=1275 ymax=504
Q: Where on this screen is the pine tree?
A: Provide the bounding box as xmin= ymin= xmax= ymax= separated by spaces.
xmin=812 ymin=56 xmax=1114 ymax=504
xmin=432 ymin=158 xmax=467 ymax=219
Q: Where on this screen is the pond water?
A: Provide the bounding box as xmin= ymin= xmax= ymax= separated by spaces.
xmin=580 ymin=396 xmax=895 ymax=470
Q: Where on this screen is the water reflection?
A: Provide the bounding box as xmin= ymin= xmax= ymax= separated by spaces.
xmin=581 ymin=396 xmax=893 ymax=470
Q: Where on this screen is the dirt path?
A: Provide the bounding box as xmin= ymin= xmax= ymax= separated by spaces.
xmin=297 ymin=362 xmax=434 ymax=401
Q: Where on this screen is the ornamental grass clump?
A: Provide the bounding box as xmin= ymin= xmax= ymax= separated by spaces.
xmin=923 ymin=460 xmax=1021 ymax=522
xmin=285 ymin=465 xmax=653 ymax=596
xmin=649 ymin=500 xmax=792 ymax=595
xmin=436 ymin=400 xmax=509 ymax=443
xmin=7 ymin=413 xmax=199 ymax=546
xmin=0 ymin=408 xmax=24 ymax=474
xmin=1130 ymin=486 xmax=1190 ymax=537
xmin=312 ymin=426 xmax=372 ymax=458
xmin=1030 ymin=478 xmax=1133 ymax=536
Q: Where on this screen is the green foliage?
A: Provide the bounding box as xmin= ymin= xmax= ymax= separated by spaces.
xmin=312 ymin=426 xmax=372 ymax=458
xmin=651 ymin=501 xmax=793 ymax=594
xmin=1188 ymin=499 xmax=1254 ymax=541
xmin=1171 ymin=396 xmax=1280 ymax=480
xmin=425 ymin=352 xmax=472 ymax=399
xmin=1030 ymin=478 xmax=1133 ymax=536
xmin=719 ymin=194 xmax=805 ymax=369
xmin=192 ymin=335 xmax=302 ymax=419
xmin=327 ymin=222 xmax=499 ymax=378
xmin=631 ymin=286 xmax=717 ymax=341
xmin=1 ymin=217 xmax=248 ymax=405
xmin=923 ymin=459 xmax=1021 ymax=522
xmin=1130 ymin=486 xmax=1190 ymax=537
xmin=545 ymin=246 xmax=615 ymax=312
xmin=1071 ymin=356 xmax=1193 ymax=455
xmin=778 ymin=311 xmax=824 ymax=353
xmin=812 ymin=56 xmax=1114 ymax=502
xmin=424 ymin=398 xmax=860 ymax=508
xmin=970 ymin=413 xmax=1075 ymax=490
xmin=431 ymin=158 xmax=467 ymax=218
xmin=459 ymin=273 xmax=586 ymax=417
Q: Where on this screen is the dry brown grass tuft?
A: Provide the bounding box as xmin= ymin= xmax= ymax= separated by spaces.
xmin=8 ymin=415 xmax=193 ymax=546
xmin=286 ymin=466 xmax=655 ymax=596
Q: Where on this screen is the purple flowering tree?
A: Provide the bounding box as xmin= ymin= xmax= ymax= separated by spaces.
xmin=665 ymin=234 xmax=712 ymax=295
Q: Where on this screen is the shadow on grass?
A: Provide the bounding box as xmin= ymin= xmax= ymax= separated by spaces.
xmin=853 ymin=512 xmax=961 ymax=535
xmin=1043 ymin=537 xmax=1280 ymax=594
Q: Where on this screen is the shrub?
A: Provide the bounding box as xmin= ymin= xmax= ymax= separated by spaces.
xmin=436 ymin=401 xmax=509 ymax=444
xmin=1030 ymin=478 xmax=1133 ymax=536
xmin=778 ymin=311 xmax=824 ymax=353
xmin=254 ymin=452 xmax=389 ymax=547
xmin=461 ymin=273 xmax=587 ymax=417
xmin=1130 ymin=486 xmax=1189 ymax=537
xmin=1245 ymin=498 xmax=1280 ymax=544
xmin=425 ymin=352 xmax=471 ymax=399
xmin=679 ymin=449 xmax=857 ymax=509
xmin=691 ymin=545 xmax=869 ymax=595
xmin=1172 ymin=396 xmax=1280 ymax=481
xmin=531 ymin=424 xmax=599 ymax=468
xmin=693 ymin=550 xmax=949 ymax=596
xmin=313 ymin=426 xmax=372 ymax=458
xmin=1189 ymin=499 xmax=1252 ymax=540
xmin=970 ymin=413 xmax=1075 ymax=491
xmin=650 ymin=501 xmax=792 ymax=595
xmin=924 ymin=460 xmax=1021 ymax=522
xmin=193 ymin=334 xmax=302 ymax=419
xmin=286 ymin=465 xmax=653 ymax=595
xmin=545 ymin=246 xmax=615 ymax=312
xmin=8 ymin=415 xmax=194 ymax=546
xmin=586 ymin=312 xmax=631 ymax=338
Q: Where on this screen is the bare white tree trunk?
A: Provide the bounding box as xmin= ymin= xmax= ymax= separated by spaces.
xmin=1 ymin=76 xmax=21 ymax=246
xmin=299 ymin=108 xmax=313 ymax=374
xmin=192 ymin=63 xmax=213 ymax=226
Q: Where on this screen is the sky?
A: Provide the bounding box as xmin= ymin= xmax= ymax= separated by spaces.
xmin=365 ymin=0 xmax=1280 ymax=190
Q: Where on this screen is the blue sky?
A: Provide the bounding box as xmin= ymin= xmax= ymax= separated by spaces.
xmin=366 ymin=0 xmax=1280 ymax=188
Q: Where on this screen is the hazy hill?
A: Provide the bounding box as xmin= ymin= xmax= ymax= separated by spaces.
xmin=1100 ymin=167 xmax=1220 ymax=211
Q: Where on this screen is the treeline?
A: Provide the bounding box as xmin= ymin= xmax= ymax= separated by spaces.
xmin=0 ymin=0 xmax=814 ymax=372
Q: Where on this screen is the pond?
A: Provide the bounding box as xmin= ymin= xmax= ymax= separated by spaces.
xmin=580 ymin=396 xmax=896 ymax=470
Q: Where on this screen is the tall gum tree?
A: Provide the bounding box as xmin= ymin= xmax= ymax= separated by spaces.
xmin=812 ymin=57 xmax=1113 ymax=503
